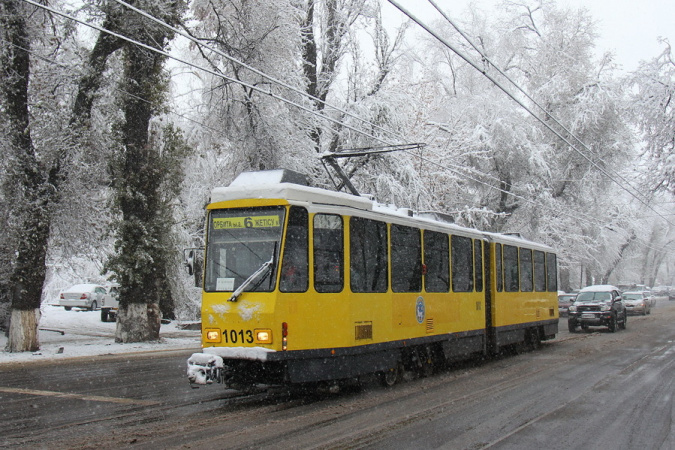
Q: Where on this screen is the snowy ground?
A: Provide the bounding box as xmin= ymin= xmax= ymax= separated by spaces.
xmin=0 ymin=304 xmax=201 ymax=365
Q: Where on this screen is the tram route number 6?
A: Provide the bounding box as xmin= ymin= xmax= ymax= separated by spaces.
xmin=223 ymin=329 xmax=254 ymax=344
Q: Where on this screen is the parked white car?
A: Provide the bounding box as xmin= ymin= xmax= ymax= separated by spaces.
xmin=100 ymin=284 xmax=120 ymax=322
xmin=59 ymin=284 xmax=107 ymax=311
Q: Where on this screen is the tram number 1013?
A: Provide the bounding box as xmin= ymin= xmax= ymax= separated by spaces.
xmin=223 ymin=329 xmax=254 ymax=344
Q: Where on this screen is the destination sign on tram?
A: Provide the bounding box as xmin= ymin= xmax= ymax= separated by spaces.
xmin=213 ymin=215 xmax=280 ymax=229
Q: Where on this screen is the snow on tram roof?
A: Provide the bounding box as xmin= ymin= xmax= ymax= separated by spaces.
xmin=210 ymin=175 xmax=551 ymax=251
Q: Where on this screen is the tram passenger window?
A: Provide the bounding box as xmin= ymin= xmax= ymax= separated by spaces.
xmin=534 ymin=250 xmax=546 ymax=292
xmin=474 ymin=240 xmax=483 ymax=292
xmin=520 ymin=248 xmax=533 ymax=292
xmin=495 ymin=243 xmax=503 ymax=292
xmin=451 ymin=235 xmax=474 ymax=292
xmin=350 ymin=217 xmax=388 ymax=293
xmin=391 ymin=224 xmax=422 ymax=292
xmin=546 ymin=253 xmax=558 ymax=292
xmin=503 ymin=245 xmax=519 ymax=292
xmin=423 ymin=230 xmax=449 ymax=292
xmin=313 ymin=214 xmax=343 ymax=293
xmin=280 ymin=207 xmax=308 ymax=292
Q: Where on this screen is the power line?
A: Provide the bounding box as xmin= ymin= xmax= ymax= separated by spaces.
xmin=427 ymin=0 xmax=654 ymax=208
xmin=387 ymin=0 xmax=675 ymax=228
xmin=17 ymin=0 xmax=667 ymax=243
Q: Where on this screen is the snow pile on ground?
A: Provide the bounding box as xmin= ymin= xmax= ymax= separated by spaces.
xmin=0 ymin=304 xmax=201 ymax=365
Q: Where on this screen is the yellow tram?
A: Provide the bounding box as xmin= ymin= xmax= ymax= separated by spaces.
xmin=187 ymin=170 xmax=559 ymax=388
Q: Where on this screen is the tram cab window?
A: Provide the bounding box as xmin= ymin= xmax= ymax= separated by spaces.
xmin=520 ymin=248 xmax=533 ymax=292
xmin=391 ymin=224 xmax=422 ymax=292
xmin=204 ymin=206 xmax=284 ymax=293
xmin=546 ymin=252 xmax=558 ymax=292
xmin=280 ymin=206 xmax=308 ymax=292
xmin=534 ymin=250 xmax=546 ymax=291
xmin=503 ymin=245 xmax=519 ymax=292
xmin=451 ymin=235 xmax=474 ymax=292
xmin=423 ymin=230 xmax=450 ymax=293
xmin=474 ymin=240 xmax=483 ymax=292
xmin=350 ymin=217 xmax=388 ymax=293
xmin=313 ymin=214 xmax=344 ymax=293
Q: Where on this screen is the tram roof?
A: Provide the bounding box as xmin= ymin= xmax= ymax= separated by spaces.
xmin=210 ymin=180 xmax=552 ymax=251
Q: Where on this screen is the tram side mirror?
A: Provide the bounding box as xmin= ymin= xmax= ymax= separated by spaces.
xmin=184 ymin=248 xmax=204 ymax=287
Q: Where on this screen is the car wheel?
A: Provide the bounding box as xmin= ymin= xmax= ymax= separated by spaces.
xmin=620 ymin=312 xmax=627 ymax=330
xmin=568 ymin=320 xmax=577 ymax=333
xmin=64 ymin=306 xmax=72 ymax=311
xmin=100 ymin=309 xmax=109 ymax=322
xmin=608 ymin=314 xmax=617 ymax=332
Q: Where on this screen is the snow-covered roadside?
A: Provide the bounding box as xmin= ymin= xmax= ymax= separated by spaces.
xmin=0 ymin=304 xmax=201 ymax=365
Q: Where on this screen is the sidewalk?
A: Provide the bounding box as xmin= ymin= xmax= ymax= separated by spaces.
xmin=0 ymin=304 xmax=201 ymax=365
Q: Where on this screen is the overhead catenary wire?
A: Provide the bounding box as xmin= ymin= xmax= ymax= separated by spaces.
xmin=20 ymin=0 xmax=397 ymax=150
xmin=427 ymin=0 xmax=653 ymax=207
xmin=17 ymin=0 xmax=668 ymax=243
xmin=387 ymin=0 xmax=675 ymax=228
xmin=111 ymin=0 xmax=406 ymax=147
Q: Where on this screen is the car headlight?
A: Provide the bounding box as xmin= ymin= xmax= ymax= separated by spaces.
xmin=600 ymin=304 xmax=611 ymax=311
xmin=568 ymin=305 xmax=577 ymax=312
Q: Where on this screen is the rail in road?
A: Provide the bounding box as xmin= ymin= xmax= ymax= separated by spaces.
xmin=2 ymin=300 xmax=675 ymax=449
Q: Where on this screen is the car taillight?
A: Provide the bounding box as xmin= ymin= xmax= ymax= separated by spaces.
xmin=60 ymin=293 xmax=64 ymax=299
xmin=80 ymin=293 xmax=89 ymax=299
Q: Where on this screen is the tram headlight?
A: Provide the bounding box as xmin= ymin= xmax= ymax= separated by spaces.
xmin=205 ymin=329 xmax=221 ymax=343
xmin=255 ymin=329 xmax=272 ymax=344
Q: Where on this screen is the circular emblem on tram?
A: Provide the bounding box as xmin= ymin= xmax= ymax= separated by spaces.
xmin=415 ymin=296 xmax=425 ymax=324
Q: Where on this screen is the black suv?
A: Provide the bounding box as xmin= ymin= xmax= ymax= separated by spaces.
xmin=568 ymin=285 xmax=627 ymax=333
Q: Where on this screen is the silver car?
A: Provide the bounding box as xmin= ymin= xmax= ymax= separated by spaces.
xmin=622 ymin=291 xmax=651 ymax=315
xmin=59 ymin=284 xmax=107 ymax=311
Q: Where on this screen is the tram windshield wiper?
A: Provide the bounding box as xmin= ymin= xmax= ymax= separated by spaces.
xmin=228 ymin=255 xmax=275 ymax=302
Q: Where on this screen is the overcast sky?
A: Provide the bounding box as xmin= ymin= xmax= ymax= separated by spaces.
xmin=384 ymin=0 xmax=673 ymax=72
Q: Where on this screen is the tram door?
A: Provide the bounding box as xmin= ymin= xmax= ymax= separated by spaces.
xmin=483 ymin=240 xmax=496 ymax=355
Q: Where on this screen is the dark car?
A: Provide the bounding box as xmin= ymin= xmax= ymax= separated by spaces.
xmin=558 ymin=293 xmax=576 ymax=317
xmin=568 ymin=285 xmax=627 ymax=333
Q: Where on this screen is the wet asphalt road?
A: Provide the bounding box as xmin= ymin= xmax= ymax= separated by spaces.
xmin=1 ymin=301 xmax=674 ymax=449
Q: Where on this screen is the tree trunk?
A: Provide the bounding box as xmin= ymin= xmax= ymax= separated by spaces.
xmin=1 ymin=0 xmax=50 ymax=352
xmin=6 ymin=309 xmax=40 ymax=352
xmin=115 ymin=302 xmax=161 ymax=343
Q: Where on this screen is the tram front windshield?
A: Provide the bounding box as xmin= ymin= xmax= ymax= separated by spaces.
xmin=205 ymin=206 xmax=285 ymax=292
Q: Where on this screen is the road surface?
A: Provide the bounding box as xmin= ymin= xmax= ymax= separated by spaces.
xmin=2 ymin=300 xmax=674 ymax=449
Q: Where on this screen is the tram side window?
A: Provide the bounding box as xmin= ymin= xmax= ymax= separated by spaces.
xmin=313 ymin=214 xmax=344 ymax=293
xmin=495 ymin=243 xmax=503 ymax=292
xmin=546 ymin=252 xmax=558 ymax=292
xmin=451 ymin=235 xmax=474 ymax=292
xmin=474 ymin=240 xmax=483 ymax=292
xmin=534 ymin=250 xmax=546 ymax=292
xmin=503 ymin=245 xmax=519 ymax=292
xmin=350 ymin=217 xmax=388 ymax=293
xmin=520 ymin=248 xmax=533 ymax=292
xmin=391 ymin=224 xmax=422 ymax=292
xmin=280 ymin=207 xmax=309 ymax=292
xmin=424 ymin=230 xmax=450 ymax=292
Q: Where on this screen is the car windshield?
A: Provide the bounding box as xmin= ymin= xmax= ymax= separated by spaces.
xmin=623 ymin=294 xmax=642 ymax=301
xmin=576 ymin=291 xmax=612 ymax=302
xmin=204 ymin=206 xmax=285 ymax=292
